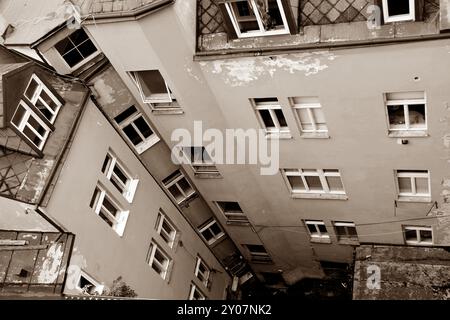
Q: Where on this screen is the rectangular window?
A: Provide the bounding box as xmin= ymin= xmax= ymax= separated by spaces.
xmin=216 ymin=201 xmax=249 ymax=224
xmin=181 ymin=146 xmax=220 ymax=175
xmin=290 ymin=96 xmax=328 ymax=137
xmin=89 ymin=185 xmax=129 ymax=236
xmin=385 ymin=91 xmax=426 ymax=136
xmin=225 ymin=0 xmax=290 ymax=38
xmin=155 ymin=212 xmax=178 ymax=248
xmin=54 ymin=29 xmax=98 ymax=69
xmin=189 ymin=284 xmax=206 ymax=300
xmin=245 ymin=244 xmax=272 ymax=263
xmin=77 ymin=271 xmax=104 ymax=296
xmin=130 ymin=70 xmax=175 ymax=104
xmin=305 ymin=220 xmax=330 ymax=242
xmin=101 ymin=151 xmax=139 ymax=203
xmin=163 ymin=170 xmax=196 ymax=205
xmin=283 ymin=169 xmax=346 ymax=197
xmin=334 ymin=222 xmax=358 ymax=242
xmin=396 ymin=170 xmax=430 ymax=200
xmin=24 ymin=74 xmax=62 ymax=123
xmin=198 ymin=219 xmax=225 ymax=245
xmin=404 ymin=226 xmax=433 ymax=245
xmin=11 ymin=101 xmax=51 ymax=150
xmin=195 ymin=257 xmax=211 ymax=288
xmin=253 ymin=98 xmax=290 ymax=137
xmin=147 ymin=241 xmax=172 ymax=279
xmin=382 ymin=0 xmax=415 ymax=23
xmin=114 ymin=106 xmax=159 ymax=154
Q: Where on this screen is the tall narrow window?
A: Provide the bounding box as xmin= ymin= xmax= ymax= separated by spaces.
xmin=189 ymin=284 xmax=206 ymax=300
xmin=101 ymin=151 xmax=139 ymax=203
xmin=76 ymin=271 xmax=104 ymax=296
xmin=155 ymin=212 xmax=178 ymax=248
xmin=382 ymin=0 xmax=415 ymax=23
xmin=11 ymin=101 xmax=51 ymax=150
xmin=216 ymin=201 xmax=249 ymax=224
xmin=245 ymin=244 xmax=272 ymax=263
xmin=334 ymin=222 xmax=358 ymax=243
xmin=305 ymin=220 xmax=330 ymax=242
xmin=114 ymin=106 xmax=159 ymax=153
xmin=404 ymin=226 xmax=433 ymax=245
xmin=130 ymin=70 xmax=175 ymax=104
xmin=224 ymin=0 xmax=290 ymax=38
xmin=198 ymin=219 xmax=225 ymax=245
xmin=147 ymin=241 xmax=172 ymax=280
xmin=181 ymin=146 xmax=220 ymax=175
xmin=396 ymin=170 xmax=430 ymax=201
xmin=54 ymin=29 xmax=98 ymax=68
xmin=24 ymin=74 xmax=63 ymax=123
xmin=290 ymin=96 xmax=328 ymax=137
xmin=385 ymin=91 xmax=426 ymax=136
xmin=163 ymin=170 xmax=196 ymax=205
xmin=253 ymin=98 xmax=290 ymax=137
xmin=195 ymin=257 xmax=211 ymax=288
xmin=282 ymin=169 xmax=346 ymax=199
xmin=89 ymin=185 xmax=129 ymax=236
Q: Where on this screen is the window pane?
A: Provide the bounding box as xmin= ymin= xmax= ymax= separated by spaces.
xmin=69 ymin=29 xmax=89 ymax=45
xmin=298 ymin=109 xmax=313 ymax=130
xmin=305 ymin=176 xmax=323 ymax=191
xmin=259 ymin=109 xmax=275 ymax=128
xmin=318 ymin=224 xmax=327 ymax=234
xmin=408 ymin=104 xmax=426 ymax=129
xmin=247 ymin=245 xmax=266 ymax=254
xmin=287 ymin=176 xmax=305 ymax=191
xmin=115 ymin=106 xmax=137 ymax=124
xmin=347 ymin=227 xmax=358 ymax=237
xmin=133 ymin=117 xmax=153 ymax=138
xmin=312 ymin=108 xmax=327 ymax=130
xmin=231 ymin=1 xmax=259 ymax=33
xmin=98 ymin=211 xmax=114 ymax=227
xmin=405 ymin=229 xmax=417 ymax=241
xmin=222 ymin=202 xmax=242 ymax=213
xmin=201 ymin=229 xmax=214 ymax=241
xmin=35 ymin=99 xmax=53 ymax=121
xmin=154 ymin=250 xmax=166 ymax=264
xmin=77 ymin=40 xmax=97 ymax=59
xmin=113 ymin=166 xmax=128 ymax=185
xmin=25 ymin=79 xmax=39 ymax=100
xmin=388 ymin=105 xmax=406 ymax=129
xmin=55 ymin=37 xmax=75 ymax=55
xmin=102 ymin=197 xmax=118 ymax=217
xmin=23 ymin=126 xmax=42 ymax=146
xmin=306 ymin=224 xmax=317 ymax=235
xmin=137 ymin=71 xmax=168 ymax=97
xmin=123 ymin=124 xmax=143 ymax=146
xmin=210 ymin=223 xmax=222 ymax=236
xmin=177 ymin=178 xmax=193 ymax=195
xmin=387 ymin=0 xmax=410 ymax=16
xmin=274 ymin=109 xmax=287 ymax=127
xmin=168 ymin=185 xmax=184 ymax=202
xmin=398 ymin=177 xmax=412 ymax=194
xmin=327 ymin=176 xmax=344 ymax=192
xmin=420 ymin=230 xmax=432 ymax=242
xmin=266 ymin=0 xmax=285 ymax=30
xmin=12 ymin=105 xmax=26 ymax=126
xmin=335 ymin=225 xmax=346 ymax=236
xmin=415 ymin=177 xmax=429 ymax=194
xmin=63 ymin=49 xmax=84 ymax=68
xmin=101 ymin=155 xmax=112 ymax=174
xmin=28 ymin=116 xmax=46 ymax=136
xmin=90 ymin=188 xmax=101 ymax=209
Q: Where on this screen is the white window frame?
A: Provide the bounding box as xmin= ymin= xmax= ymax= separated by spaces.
xmin=334 ymin=221 xmax=358 ymax=241
xmin=385 ymin=93 xmax=427 ymax=132
xmin=246 ymin=244 xmax=272 ymax=262
xmin=90 ymin=185 xmax=129 ymax=237
xmin=225 ymin=0 xmax=290 ymax=38
xmin=76 ymin=271 xmax=104 ymax=296
xmin=290 ymin=97 xmax=328 ymax=134
xmin=195 ymin=257 xmax=211 ymax=288
xmin=115 ymin=107 xmax=160 ymax=154
xmin=163 ymin=171 xmax=196 ymax=205
xmin=382 ymin=0 xmax=415 ymax=23
xmin=189 ymin=284 xmax=206 ymax=300
xmin=129 ymin=71 xmax=175 ymax=104
xmin=404 ymin=226 xmax=433 ymax=245
xmin=24 ymin=74 xmax=62 ymax=124
xmin=282 ymin=169 xmax=346 ymax=195
xmin=396 ymin=170 xmax=431 ymax=198
xmin=199 ymin=219 xmax=225 ymax=245
xmin=147 ymin=241 xmax=172 ymax=280
xmin=305 ymin=220 xmax=330 ymax=239
xmin=156 ymin=212 xmax=178 ymax=248
xmin=252 ymin=98 xmax=290 ymax=136
xmin=181 ymin=146 xmax=219 ymax=174
xmin=216 ymin=201 xmax=249 ymax=223
xmin=102 ymin=151 xmax=139 ymax=203
xmin=55 ymin=29 xmax=100 ymax=71
xmin=11 ymin=100 xmax=51 ymax=150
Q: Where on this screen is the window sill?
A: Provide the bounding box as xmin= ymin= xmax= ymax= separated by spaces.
xmin=136 ymin=135 xmax=161 ymax=154
xmin=300 ymin=132 xmax=330 ymax=139
xmin=291 ymin=193 xmax=348 ymax=200
xmin=388 ymin=130 xmax=428 ymax=138
xmin=397 ymin=196 xmax=432 ymax=203
xmin=226 ymin=221 xmax=251 ymax=226
xmin=337 ymin=239 xmax=360 ymax=246
xmin=405 ymin=241 xmax=433 ymax=246
xmin=265 ymin=132 xmax=292 ymax=140
xmin=208 ymin=234 xmax=227 ymax=248
xmin=194 ymin=171 xmax=222 ymax=179
xmin=151 ymin=108 xmax=184 ymax=115
xmin=310 ymin=237 xmax=332 ymax=244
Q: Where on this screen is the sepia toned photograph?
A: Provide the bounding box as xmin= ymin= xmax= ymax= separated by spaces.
xmin=0 ymin=0 xmax=448 ymax=309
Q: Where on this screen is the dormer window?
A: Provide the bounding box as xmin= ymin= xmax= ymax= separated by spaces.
xmin=223 ymin=0 xmax=290 ymax=38
xmin=24 ymin=74 xmax=62 ymax=124
xmin=11 ymin=101 xmax=51 ymax=150
xmin=55 ymin=29 xmax=98 ymax=69
xmin=382 ymin=0 xmax=415 ymax=23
